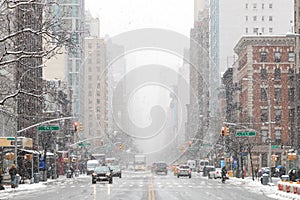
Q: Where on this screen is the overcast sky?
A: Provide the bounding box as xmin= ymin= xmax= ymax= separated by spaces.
xmin=85 ymin=0 xmax=194 ymax=37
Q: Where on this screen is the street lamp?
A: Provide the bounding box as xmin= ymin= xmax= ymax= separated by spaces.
xmin=242 ymin=78 xmax=272 ymax=183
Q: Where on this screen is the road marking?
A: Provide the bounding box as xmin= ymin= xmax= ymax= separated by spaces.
xmin=107 ymin=184 xmax=110 ymax=195
xmin=148 ymin=173 xmax=155 ymax=200
xmin=93 ymin=184 xmax=96 ymax=200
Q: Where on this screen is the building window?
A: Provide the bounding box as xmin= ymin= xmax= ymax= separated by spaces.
xmin=262 ymin=16 xmax=265 ymax=21
xmin=245 ymin=28 xmax=248 ymax=34
xmin=253 ymin=16 xmax=257 ymax=21
xmin=245 ymin=3 xmax=248 ymax=9
xmin=274 ymin=68 xmax=281 ymax=80
xmin=261 ymin=88 xmax=268 ymax=101
xmin=253 ymin=3 xmax=257 ymax=9
xmin=261 ymin=51 xmax=267 ymax=62
xmin=269 ymin=3 xmax=273 ymax=9
xmin=246 ymin=16 xmax=248 ymax=21
xmin=261 ymin=68 xmax=267 ymax=79
xmin=289 ymin=88 xmax=295 ymax=102
xmin=275 ymin=109 xmax=281 ymax=123
xmin=261 ymin=108 xmax=268 ymax=122
xmin=262 ymin=3 xmax=264 ymax=9
xmin=269 ymin=28 xmax=273 ymax=33
xmin=269 ymin=16 xmax=273 ymax=21
xmin=253 ymin=28 xmax=259 ymax=34
xmin=275 ymin=130 xmax=281 ymax=144
xmin=274 ymin=52 xmax=281 ymax=62
xmin=261 ymin=27 xmax=265 ymax=33
xmin=288 ymin=51 xmax=295 ymax=62
xmin=261 ymin=130 xmax=267 ymax=143
xmin=289 ymin=68 xmax=295 ymax=81
xmin=274 ymin=88 xmax=281 ymax=102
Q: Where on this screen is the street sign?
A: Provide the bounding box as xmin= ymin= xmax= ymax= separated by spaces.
xmin=272 ymin=145 xmax=279 ymax=149
xmin=78 ymin=142 xmax=91 ymax=147
xmin=38 ymin=126 xmax=60 ymax=131
xmin=236 ymin=131 xmax=256 ymax=137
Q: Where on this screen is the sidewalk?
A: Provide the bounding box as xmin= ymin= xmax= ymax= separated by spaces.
xmin=229 ymin=176 xmax=300 ymax=200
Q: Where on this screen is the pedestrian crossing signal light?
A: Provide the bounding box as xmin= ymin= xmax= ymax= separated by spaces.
xmin=119 ymin=144 xmax=124 ymax=150
xmin=221 ymin=127 xmax=230 ymax=136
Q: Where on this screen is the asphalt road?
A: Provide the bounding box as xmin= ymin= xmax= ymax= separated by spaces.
xmin=4 ymin=170 xmax=274 ymax=200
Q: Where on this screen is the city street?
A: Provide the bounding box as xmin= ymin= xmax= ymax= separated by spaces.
xmin=0 ymin=170 xmax=284 ymax=200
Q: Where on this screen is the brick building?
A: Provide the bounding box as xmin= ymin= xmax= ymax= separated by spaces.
xmin=233 ymin=35 xmax=295 ymax=169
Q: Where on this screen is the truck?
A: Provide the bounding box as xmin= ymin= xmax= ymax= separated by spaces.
xmin=134 ymin=155 xmax=146 ymax=171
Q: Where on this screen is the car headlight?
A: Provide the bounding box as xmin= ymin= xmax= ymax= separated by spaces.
xmin=106 ymin=172 xmax=111 ymax=176
xmin=92 ymin=173 xmax=97 ymax=176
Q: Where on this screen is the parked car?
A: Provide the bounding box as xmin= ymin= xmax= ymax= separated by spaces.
xmin=208 ymin=167 xmax=220 ymax=179
xmin=155 ymin=162 xmax=168 ymax=175
xmin=203 ymin=165 xmax=215 ymax=177
xmin=177 ymin=165 xmax=191 ymax=178
xmin=110 ymin=165 xmax=122 ymax=178
xmin=92 ymin=166 xmax=113 ymax=184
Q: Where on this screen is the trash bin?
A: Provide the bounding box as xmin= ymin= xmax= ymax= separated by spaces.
xmin=34 ymin=173 xmax=40 ymax=183
xmin=15 ymin=174 xmax=20 ymax=187
xmin=262 ymin=173 xmax=269 ymax=185
xmin=66 ymin=170 xmax=72 ymax=178
xmin=75 ymin=169 xmax=80 ymax=177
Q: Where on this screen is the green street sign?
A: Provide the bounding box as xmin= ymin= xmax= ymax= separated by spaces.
xmin=200 ymin=143 xmax=212 ymax=147
xmin=272 ymin=145 xmax=279 ymax=149
xmin=38 ymin=126 xmax=60 ymax=131
xmin=236 ymin=131 xmax=256 ymax=137
xmin=78 ymin=142 xmax=91 ymax=147
xmin=7 ymin=137 xmax=15 ymax=141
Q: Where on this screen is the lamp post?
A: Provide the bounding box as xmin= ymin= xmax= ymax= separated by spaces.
xmin=243 ymin=78 xmax=272 ymax=183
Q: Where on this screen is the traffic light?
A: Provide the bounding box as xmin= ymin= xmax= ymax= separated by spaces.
xmin=221 ymin=126 xmax=230 ymax=136
xmin=74 ymin=122 xmax=79 ymax=132
xmin=79 ymin=123 xmax=83 ymax=131
xmin=119 ymin=144 xmax=124 ymax=150
xmin=225 ymin=127 xmax=230 ymax=136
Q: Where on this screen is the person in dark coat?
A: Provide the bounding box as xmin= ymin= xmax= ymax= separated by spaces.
xmin=9 ymin=164 xmax=18 ymax=188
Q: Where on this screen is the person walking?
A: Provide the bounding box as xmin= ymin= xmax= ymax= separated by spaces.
xmin=9 ymin=164 xmax=18 ymax=188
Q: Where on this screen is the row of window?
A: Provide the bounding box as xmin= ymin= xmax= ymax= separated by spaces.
xmin=245 ymin=15 xmax=273 ymax=22
xmin=246 ymin=27 xmax=273 ymax=34
xmin=260 ymin=51 xmax=294 ymax=62
xmin=246 ymin=3 xmax=273 ymax=9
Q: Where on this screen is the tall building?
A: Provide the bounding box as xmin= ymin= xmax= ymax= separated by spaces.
xmin=84 ymin=38 xmax=107 ymax=141
xmin=54 ymin=0 xmax=86 ymax=126
xmin=219 ymin=0 xmax=293 ymax=73
xmin=233 ymin=35 xmax=295 ymax=169
xmin=187 ymin=1 xmax=210 ymax=157
xmin=294 ymin=0 xmax=300 ymax=152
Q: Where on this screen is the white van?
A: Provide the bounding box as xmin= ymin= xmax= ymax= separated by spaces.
xmin=187 ymin=160 xmax=196 ymax=172
xmin=86 ymin=160 xmax=100 ymax=175
xmin=197 ymin=159 xmax=209 ymax=173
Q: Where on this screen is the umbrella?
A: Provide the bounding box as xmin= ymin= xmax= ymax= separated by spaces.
xmin=276 ymin=165 xmax=283 ymax=169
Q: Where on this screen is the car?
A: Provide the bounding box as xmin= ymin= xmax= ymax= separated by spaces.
xmin=92 ymin=166 xmax=113 ymax=184
xmin=211 ymin=167 xmax=222 ymax=179
xmin=203 ymin=165 xmax=215 ymax=177
xmin=151 ymin=163 xmax=157 ymax=172
xmin=177 ymin=165 xmax=191 ymax=178
xmin=155 ymin=162 xmax=168 ymax=175
xmin=110 ymin=165 xmax=122 ymax=178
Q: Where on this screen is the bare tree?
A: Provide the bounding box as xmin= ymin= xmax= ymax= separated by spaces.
xmin=0 ymin=0 xmax=75 ymax=134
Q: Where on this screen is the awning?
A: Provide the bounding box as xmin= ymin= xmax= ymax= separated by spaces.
xmin=19 ymin=149 xmax=40 ymax=154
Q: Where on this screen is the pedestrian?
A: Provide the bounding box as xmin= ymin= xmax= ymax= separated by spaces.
xmin=254 ymin=168 xmax=258 ymax=180
xmin=9 ymin=164 xmax=18 ymax=188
